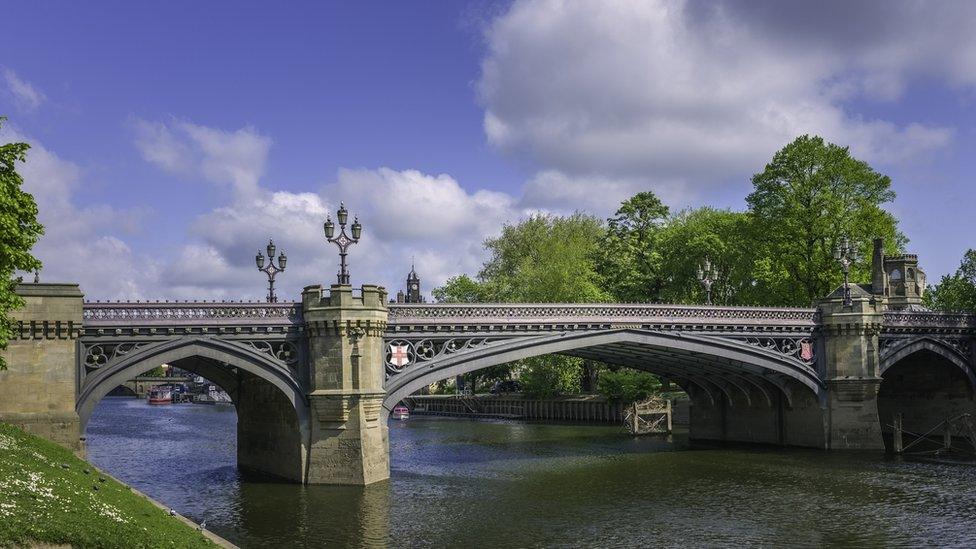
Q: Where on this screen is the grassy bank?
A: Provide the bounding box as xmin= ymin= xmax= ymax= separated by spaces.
xmin=0 ymin=422 xmax=215 ymax=548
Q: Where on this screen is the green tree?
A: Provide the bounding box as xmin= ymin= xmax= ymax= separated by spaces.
xmin=925 ymin=250 xmax=976 ymax=312
xmin=431 ymin=274 xmax=488 ymax=303
xmin=746 ymin=135 xmax=904 ymax=306
xmin=1 ymin=118 xmax=44 ymax=370
xmin=597 ymin=191 xmax=669 ymax=302
xmin=656 ymin=207 xmax=755 ymax=305
xmin=596 ymin=369 xmax=661 ymax=404
xmin=479 ymin=213 xmax=610 ymax=303
xmin=519 ymin=356 xmax=582 ymax=399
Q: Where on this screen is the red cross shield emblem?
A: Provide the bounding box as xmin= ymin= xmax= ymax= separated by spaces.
xmin=389 ymin=344 xmax=411 ymax=368
xmin=799 ymin=340 xmax=814 ymax=362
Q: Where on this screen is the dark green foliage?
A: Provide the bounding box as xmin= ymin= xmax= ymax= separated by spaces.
xmin=0 ymin=118 xmax=44 ymax=370
xmin=596 ymin=369 xmax=661 ymax=403
xmin=597 ymin=191 xmax=669 ymax=302
xmin=925 ymin=250 xmax=976 ymax=312
xmin=519 ymin=356 xmax=582 ymax=399
xmin=656 ymin=207 xmax=755 ymax=305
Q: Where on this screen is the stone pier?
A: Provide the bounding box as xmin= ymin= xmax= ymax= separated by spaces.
xmin=819 ymin=286 xmax=886 ymax=450
xmin=303 ymin=284 xmax=390 ymax=485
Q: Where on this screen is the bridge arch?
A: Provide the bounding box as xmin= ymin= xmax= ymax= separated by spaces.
xmin=878 ymin=337 xmax=976 ymax=449
xmin=383 ymin=329 xmax=823 ymax=413
xmin=880 ymin=337 xmax=975 ymax=389
xmin=77 ymin=336 xmax=310 ymax=481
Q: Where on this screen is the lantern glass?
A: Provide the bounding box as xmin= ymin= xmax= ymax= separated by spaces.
xmin=351 ymin=218 xmax=362 ymax=240
xmin=267 ymin=240 xmax=276 ymax=258
xmin=337 ymin=203 xmax=348 ymax=225
xmin=278 ymin=252 xmax=287 ymax=270
xmin=324 ymin=218 xmax=334 ymax=238
xmin=256 ymin=252 xmax=265 ymax=269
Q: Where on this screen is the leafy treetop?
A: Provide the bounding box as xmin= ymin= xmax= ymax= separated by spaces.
xmin=0 ymin=117 xmax=44 ymax=370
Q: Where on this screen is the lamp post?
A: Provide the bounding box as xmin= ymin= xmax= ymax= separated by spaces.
xmin=697 ymin=258 xmax=718 ymax=306
xmin=833 ymin=236 xmax=857 ymax=307
xmin=323 ymin=202 xmax=362 ymax=285
xmin=256 ymin=239 xmax=287 ymax=303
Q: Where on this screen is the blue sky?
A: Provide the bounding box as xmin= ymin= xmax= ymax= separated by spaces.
xmin=1 ymin=1 xmax=974 ymax=301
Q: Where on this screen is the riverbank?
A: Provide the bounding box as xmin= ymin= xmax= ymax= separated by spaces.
xmin=404 ymin=393 xmax=691 ymax=425
xmin=0 ymin=422 xmax=223 ymax=549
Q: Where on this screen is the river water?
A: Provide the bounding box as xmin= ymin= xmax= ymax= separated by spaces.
xmin=86 ymin=397 xmax=976 ymax=547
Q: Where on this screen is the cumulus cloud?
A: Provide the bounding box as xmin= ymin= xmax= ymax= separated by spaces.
xmin=2 ymin=69 xmax=44 ymax=111
xmin=132 ymin=118 xmax=270 ymax=198
xmin=160 ymin=165 xmax=526 ymax=301
xmin=479 ymin=0 xmax=960 ymax=213
xmin=326 ymin=168 xmax=523 ymax=291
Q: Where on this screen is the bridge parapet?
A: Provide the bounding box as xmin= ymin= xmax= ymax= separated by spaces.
xmin=82 ymin=301 xmax=302 ymax=329
xmin=882 ymin=310 xmax=976 ymax=334
xmin=387 ymin=303 xmax=819 ymax=334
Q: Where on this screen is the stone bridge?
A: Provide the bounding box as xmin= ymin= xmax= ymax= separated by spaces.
xmin=1 ymin=251 xmax=974 ymax=486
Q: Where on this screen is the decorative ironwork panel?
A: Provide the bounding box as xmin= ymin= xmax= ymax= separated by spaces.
xmin=385 ymin=337 xmax=495 ymax=375
xmin=742 ymin=336 xmax=816 ymax=364
xmin=880 ymin=335 xmax=972 ymax=360
xmin=245 ymin=340 xmax=300 ymax=366
xmin=82 ymin=342 xmax=155 ymax=370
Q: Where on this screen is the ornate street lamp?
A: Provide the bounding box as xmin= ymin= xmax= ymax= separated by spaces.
xmin=697 ymin=258 xmax=718 ymax=306
xmin=324 ymin=202 xmax=362 ymax=285
xmin=256 ymin=239 xmax=287 ymax=303
xmin=833 ymin=236 xmax=858 ymax=307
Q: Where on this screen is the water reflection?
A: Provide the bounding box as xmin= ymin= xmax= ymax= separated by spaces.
xmin=87 ymin=397 xmax=976 ymax=547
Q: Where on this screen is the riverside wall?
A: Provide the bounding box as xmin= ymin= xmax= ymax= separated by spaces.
xmin=403 ymin=394 xmax=691 ymax=425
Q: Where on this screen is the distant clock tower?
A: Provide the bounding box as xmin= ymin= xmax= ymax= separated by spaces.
xmin=405 ymin=264 xmax=423 ymax=303
xmin=394 ymin=263 xmax=426 ymax=303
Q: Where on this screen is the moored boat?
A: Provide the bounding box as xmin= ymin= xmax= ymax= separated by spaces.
xmin=392 ymin=404 xmax=410 ymax=420
xmin=147 ymin=385 xmax=173 ymax=405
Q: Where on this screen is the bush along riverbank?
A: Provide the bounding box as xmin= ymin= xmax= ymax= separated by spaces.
xmin=0 ymin=422 xmax=216 ymax=548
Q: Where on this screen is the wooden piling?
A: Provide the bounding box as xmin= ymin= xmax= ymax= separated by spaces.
xmin=893 ymin=413 xmax=903 ymax=454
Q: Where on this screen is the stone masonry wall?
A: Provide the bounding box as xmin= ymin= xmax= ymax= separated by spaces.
xmin=236 ymin=369 xmax=305 ymax=482
xmin=0 ymin=284 xmax=83 ymax=452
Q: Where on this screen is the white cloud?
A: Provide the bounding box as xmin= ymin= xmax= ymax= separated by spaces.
xmin=478 ymin=0 xmax=960 ymax=213
xmin=2 ymin=69 xmax=44 ymax=112
xmin=132 ymin=118 xmax=270 ymax=198
xmin=162 ymin=166 xmax=526 ymax=301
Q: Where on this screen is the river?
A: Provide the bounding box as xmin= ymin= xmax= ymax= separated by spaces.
xmin=86 ymin=397 xmax=976 ymax=547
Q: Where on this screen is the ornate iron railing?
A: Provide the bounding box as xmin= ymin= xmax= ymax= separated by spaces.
xmin=386 ymin=303 xmax=819 ymax=325
xmin=82 ymin=301 xmax=302 ymax=326
xmin=882 ymin=310 xmax=976 ymax=331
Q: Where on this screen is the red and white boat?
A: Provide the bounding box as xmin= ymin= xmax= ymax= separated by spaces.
xmin=392 ymin=404 xmax=410 ymax=420
xmin=147 ymin=385 xmax=173 ymax=405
